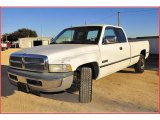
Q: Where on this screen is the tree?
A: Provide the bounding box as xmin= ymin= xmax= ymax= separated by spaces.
xmin=2 ymin=33 xmax=10 ymax=42
xmin=2 ymin=28 xmax=38 ymax=42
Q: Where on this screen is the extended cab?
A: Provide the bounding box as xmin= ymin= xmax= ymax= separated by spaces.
xmin=8 ymin=25 xmax=149 ymax=103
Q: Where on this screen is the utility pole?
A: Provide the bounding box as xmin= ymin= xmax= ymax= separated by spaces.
xmin=41 ymin=25 xmax=42 ymax=40
xmin=118 ymin=12 xmax=120 ymax=26
xmin=41 ymin=25 xmax=43 ymax=40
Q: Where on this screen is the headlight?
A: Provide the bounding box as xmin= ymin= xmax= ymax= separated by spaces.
xmin=49 ymin=64 xmax=72 ymax=72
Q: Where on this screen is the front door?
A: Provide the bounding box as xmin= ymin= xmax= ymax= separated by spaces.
xmin=99 ymin=27 xmax=130 ymax=78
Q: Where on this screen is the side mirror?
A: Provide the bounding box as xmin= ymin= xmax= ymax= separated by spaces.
xmin=103 ymin=36 xmax=117 ymax=44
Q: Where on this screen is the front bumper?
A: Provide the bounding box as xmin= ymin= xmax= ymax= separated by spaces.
xmin=8 ymin=67 xmax=73 ymax=92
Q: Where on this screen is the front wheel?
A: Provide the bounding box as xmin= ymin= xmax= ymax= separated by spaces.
xmin=134 ymin=54 xmax=145 ymax=73
xmin=79 ymin=67 xmax=92 ymax=103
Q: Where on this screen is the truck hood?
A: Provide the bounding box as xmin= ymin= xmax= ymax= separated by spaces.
xmin=14 ymin=44 xmax=99 ymax=63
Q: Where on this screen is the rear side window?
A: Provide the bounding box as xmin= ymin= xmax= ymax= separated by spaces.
xmin=115 ymin=28 xmax=127 ymax=43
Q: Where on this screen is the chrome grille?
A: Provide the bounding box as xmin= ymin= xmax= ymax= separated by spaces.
xmin=10 ymin=56 xmax=23 ymax=68
xmin=24 ymin=57 xmax=44 ymax=63
xmin=10 ymin=56 xmax=22 ymax=62
xmin=24 ymin=64 xmax=46 ymax=71
xmin=9 ymin=54 xmax=48 ymax=72
xmin=10 ymin=62 xmax=23 ymax=68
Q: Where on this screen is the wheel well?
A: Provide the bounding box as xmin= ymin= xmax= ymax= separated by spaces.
xmin=76 ymin=62 xmax=99 ymax=79
xmin=140 ymin=50 xmax=146 ymax=57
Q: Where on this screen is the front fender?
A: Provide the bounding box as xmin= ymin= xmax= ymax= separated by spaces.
xmin=50 ymin=51 xmax=101 ymax=71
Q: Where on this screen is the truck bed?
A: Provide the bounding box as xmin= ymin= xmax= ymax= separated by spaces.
xmin=128 ymin=38 xmax=148 ymax=42
xmin=128 ymin=39 xmax=149 ymax=66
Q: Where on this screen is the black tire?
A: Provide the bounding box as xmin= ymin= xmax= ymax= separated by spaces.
xmin=79 ymin=67 xmax=92 ymax=103
xmin=134 ymin=54 xmax=145 ymax=73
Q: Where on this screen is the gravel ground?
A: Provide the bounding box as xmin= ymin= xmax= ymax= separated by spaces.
xmin=1 ymin=48 xmax=159 ymax=113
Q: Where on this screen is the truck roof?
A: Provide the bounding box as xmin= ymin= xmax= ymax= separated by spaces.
xmin=69 ymin=24 xmax=122 ymax=29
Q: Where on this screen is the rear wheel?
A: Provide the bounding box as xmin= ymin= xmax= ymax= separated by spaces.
xmin=79 ymin=67 xmax=92 ymax=103
xmin=134 ymin=54 xmax=145 ymax=73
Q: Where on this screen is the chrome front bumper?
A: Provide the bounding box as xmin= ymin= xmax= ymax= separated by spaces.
xmin=8 ymin=67 xmax=73 ymax=92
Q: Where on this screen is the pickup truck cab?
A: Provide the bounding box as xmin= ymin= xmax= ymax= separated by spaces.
xmin=8 ymin=25 xmax=149 ymax=103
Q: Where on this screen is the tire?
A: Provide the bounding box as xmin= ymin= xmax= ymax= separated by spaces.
xmin=134 ymin=54 xmax=145 ymax=73
xmin=79 ymin=67 xmax=92 ymax=103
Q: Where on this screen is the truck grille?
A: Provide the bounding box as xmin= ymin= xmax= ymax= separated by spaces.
xmin=10 ymin=56 xmax=23 ymax=68
xmin=24 ymin=64 xmax=46 ymax=71
xmin=10 ymin=56 xmax=22 ymax=62
xmin=9 ymin=54 xmax=48 ymax=72
xmin=10 ymin=62 xmax=23 ymax=68
xmin=24 ymin=57 xmax=44 ymax=63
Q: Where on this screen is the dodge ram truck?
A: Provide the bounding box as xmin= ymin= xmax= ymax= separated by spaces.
xmin=8 ymin=25 xmax=149 ymax=103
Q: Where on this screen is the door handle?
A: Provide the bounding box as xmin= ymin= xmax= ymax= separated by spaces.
xmin=119 ymin=47 xmax=123 ymax=50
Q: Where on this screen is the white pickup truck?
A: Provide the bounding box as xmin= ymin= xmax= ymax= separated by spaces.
xmin=8 ymin=25 xmax=149 ymax=103
xmin=1 ymin=42 xmax=7 ymax=51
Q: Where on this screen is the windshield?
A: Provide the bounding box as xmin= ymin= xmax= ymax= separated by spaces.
xmin=51 ymin=26 xmax=102 ymax=44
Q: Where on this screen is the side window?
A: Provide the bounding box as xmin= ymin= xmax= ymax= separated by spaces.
xmin=115 ymin=28 xmax=127 ymax=43
xmin=104 ymin=28 xmax=116 ymax=38
xmin=103 ymin=28 xmax=118 ymax=44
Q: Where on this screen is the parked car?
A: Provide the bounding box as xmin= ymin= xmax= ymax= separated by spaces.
xmin=6 ymin=41 xmax=11 ymax=49
xmin=1 ymin=42 xmax=7 ymax=51
xmin=8 ymin=25 xmax=149 ymax=103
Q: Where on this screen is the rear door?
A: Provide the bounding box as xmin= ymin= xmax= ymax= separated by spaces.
xmin=99 ymin=27 xmax=130 ymax=78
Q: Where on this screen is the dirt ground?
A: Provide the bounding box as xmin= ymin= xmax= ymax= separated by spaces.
xmin=1 ymin=48 xmax=159 ymax=113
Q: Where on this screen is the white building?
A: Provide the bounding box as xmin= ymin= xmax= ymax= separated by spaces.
xmin=19 ymin=37 xmax=51 ymax=48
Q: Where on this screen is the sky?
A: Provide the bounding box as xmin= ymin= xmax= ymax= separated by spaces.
xmin=2 ymin=8 xmax=159 ymax=38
